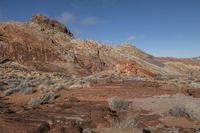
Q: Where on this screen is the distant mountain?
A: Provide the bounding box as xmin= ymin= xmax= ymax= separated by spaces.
xmin=0 ymin=14 xmax=200 ymax=77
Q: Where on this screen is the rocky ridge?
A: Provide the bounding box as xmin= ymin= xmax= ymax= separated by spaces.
xmin=1 ymin=14 xmax=199 ymax=78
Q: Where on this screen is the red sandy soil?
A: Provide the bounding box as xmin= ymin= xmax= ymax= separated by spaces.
xmin=1 ymin=80 xmax=196 ymax=133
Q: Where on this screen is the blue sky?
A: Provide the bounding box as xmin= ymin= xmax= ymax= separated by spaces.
xmin=0 ymin=0 xmax=200 ymax=57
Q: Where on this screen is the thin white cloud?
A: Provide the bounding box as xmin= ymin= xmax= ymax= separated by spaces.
xmin=127 ymin=35 xmax=138 ymax=41
xmin=127 ymin=35 xmax=144 ymax=41
xmin=81 ymin=17 xmax=103 ymax=25
xmin=58 ymin=12 xmax=76 ymax=24
xmin=58 ymin=12 xmax=106 ymax=26
xmin=102 ymin=40 xmax=111 ymax=44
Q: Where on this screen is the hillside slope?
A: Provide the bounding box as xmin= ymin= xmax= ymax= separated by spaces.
xmin=0 ymin=14 xmax=199 ymax=77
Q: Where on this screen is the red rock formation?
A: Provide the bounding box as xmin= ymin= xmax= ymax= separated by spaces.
xmin=116 ymin=60 xmax=156 ymax=77
xmin=31 ymin=14 xmax=74 ymax=37
xmin=0 ymin=14 xmax=162 ymax=77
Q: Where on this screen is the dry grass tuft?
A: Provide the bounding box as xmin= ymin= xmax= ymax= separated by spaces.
xmin=112 ymin=114 xmax=139 ymax=130
xmin=29 ymin=92 xmax=57 ymax=107
xmin=107 ymin=96 xmax=129 ymax=110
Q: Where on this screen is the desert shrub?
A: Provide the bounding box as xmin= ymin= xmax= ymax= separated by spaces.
xmin=21 ymin=87 xmax=36 ymax=95
xmin=107 ymin=96 xmax=129 ymax=110
xmin=82 ymin=128 xmax=93 ymax=133
xmin=29 ymin=98 xmax=41 ymax=107
xmin=17 ymin=82 xmax=28 ymax=91
xmin=10 ymin=83 xmax=19 ymax=89
xmin=29 ymin=92 xmax=57 ymax=107
xmin=40 ymin=88 xmax=49 ymax=94
xmin=28 ymin=78 xmax=40 ymax=86
xmin=84 ymin=75 xmax=98 ymax=81
xmin=39 ymin=85 xmax=49 ymax=94
xmin=16 ymin=80 xmax=36 ymax=95
xmin=112 ymin=114 xmax=139 ymax=130
xmin=44 ymin=79 xmax=55 ymax=85
xmin=169 ymin=106 xmax=189 ymax=117
xmin=54 ymin=83 xmax=65 ymax=91
xmin=4 ymin=88 xmax=18 ymax=96
xmin=8 ymin=74 xmax=18 ymax=79
xmin=4 ymin=81 xmax=28 ymax=96
xmin=169 ymin=105 xmax=200 ymax=119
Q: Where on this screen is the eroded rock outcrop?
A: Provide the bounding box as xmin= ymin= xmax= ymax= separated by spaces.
xmin=2 ymin=14 xmax=199 ymax=77
xmin=31 ymin=14 xmax=74 ymax=37
xmin=116 ymin=61 xmax=156 ymax=77
xmin=0 ymin=14 xmax=159 ymax=77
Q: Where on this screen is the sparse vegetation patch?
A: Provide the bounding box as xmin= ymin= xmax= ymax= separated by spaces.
xmin=54 ymin=83 xmax=65 ymax=91
xmin=29 ymin=92 xmax=57 ymax=107
xmin=169 ymin=105 xmax=189 ymax=117
xmin=112 ymin=114 xmax=139 ymax=130
xmin=21 ymin=87 xmax=36 ymax=95
xmin=169 ymin=105 xmax=200 ymax=120
xmin=4 ymin=88 xmax=18 ymax=96
xmin=107 ymin=96 xmax=129 ymax=110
